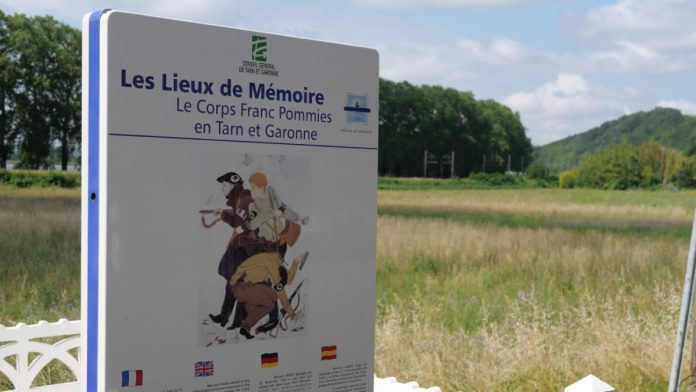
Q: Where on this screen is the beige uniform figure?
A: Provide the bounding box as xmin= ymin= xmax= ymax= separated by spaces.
xmin=229 ymin=252 xmax=300 ymax=338
xmin=248 ymin=172 xmax=307 ymax=246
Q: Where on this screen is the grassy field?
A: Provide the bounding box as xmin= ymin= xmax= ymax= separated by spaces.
xmin=0 ymin=186 xmax=80 ymax=390
xmin=0 ymin=186 xmax=80 ymax=324
xmin=375 ymin=187 xmax=695 ymax=391
xmin=1 ymin=183 xmax=695 ymax=390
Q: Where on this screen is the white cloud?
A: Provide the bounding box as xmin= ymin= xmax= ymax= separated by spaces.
xmin=381 ymin=31 xmax=688 ymax=88
xmin=657 ymin=99 xmax=696 ymax=115
xmin=351 ymin=0 xmax=532 ymax=8
xmin=456 ymin=37 xmax=540 ymax=65
xmin=579 ymin=0 xmax=696 ymax=51
xmin=504 ymin=74 xmax=643 ymax=144
xmin=379 ymin=42 xmax=477 ymax=84
xmin=379 ymin=36 xmax=556 ymax=86
xmin=582 ymin=0 xmax=696 ymax=36
xmin=553 ymin=0 xmax=696 ymax=74
xmin=576 ymin=41 xmax=688 ymax=74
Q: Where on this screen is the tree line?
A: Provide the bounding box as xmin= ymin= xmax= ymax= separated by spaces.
xmin=559 ymin=139 xmax=696 ymax=189
xmin=379 ymin=78 xmax=533 ymax=177
xmin=0 ymin=11 xmax=534 ymax=175
xmin=0 ymin=11 xmax=80 ymax=170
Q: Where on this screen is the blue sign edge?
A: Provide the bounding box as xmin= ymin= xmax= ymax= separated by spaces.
xmin=87 ymin=8 xmax=109 ymax=392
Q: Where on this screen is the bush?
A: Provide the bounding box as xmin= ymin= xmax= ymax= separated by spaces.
xmin=525 ymin=162 xmax=548 ymax=180
xmin=678 ymin=156 xmax=696 ymax=188
xmin=0 ymin=170 xmax=80 ymax=188
xmin=0 ymin=169 xmax=10 ymax=184
xmin=10 ymin=172 xmax=33 ymax=188
xmin=533 ymin=175 xmax=559 ymax=188
xmin=577 ymin=142 xmax=642 ymax=190
xmin=468 ymin=172 xmax=519 ymax=186
xmin=43 ymin=171 xmax=78 ymax=188
xmin=559 ymin=169 xmax=579 ymax=188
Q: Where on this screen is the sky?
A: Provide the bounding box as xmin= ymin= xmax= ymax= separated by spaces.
xmin=1 ymin=0 xmax=695 ymax=146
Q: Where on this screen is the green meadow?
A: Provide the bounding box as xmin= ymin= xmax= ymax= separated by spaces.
xmin=0 ymin=186 xmax=80 ymax=324
xmin=1 ymin=182 xmax=696 ymax=391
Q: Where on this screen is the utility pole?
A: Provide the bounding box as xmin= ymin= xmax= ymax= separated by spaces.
xmin=507 ymin=154 xmax=511 ymax=172
xmin=661 ymin=147 xmax=666 ymax=184
xmin=442 ymin=151 xmax=454 ymax=178
xmin=668 ymin=210 xmax=696 ymax=392
xmin=424 ymin=150 xmax=428 ymax=178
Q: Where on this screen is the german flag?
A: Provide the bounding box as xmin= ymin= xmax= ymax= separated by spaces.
xmin=261 ymin=353 xmax=278 ymax=368
xmin=321 ymin=345 xmax=337 ymax=361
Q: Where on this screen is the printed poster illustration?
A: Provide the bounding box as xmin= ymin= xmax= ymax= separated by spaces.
xmin=197 ymin=153 xmax=310 ymax=346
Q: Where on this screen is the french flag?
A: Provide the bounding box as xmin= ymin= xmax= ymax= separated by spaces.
xmin=121 ymin=370 xmax=143 ymax=387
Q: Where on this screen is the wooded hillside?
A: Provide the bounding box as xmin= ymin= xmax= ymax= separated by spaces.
xmin=536 ymin=107 xmax=696 ymax=171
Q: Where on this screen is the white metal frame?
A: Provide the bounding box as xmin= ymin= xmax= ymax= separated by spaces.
xmin=0 ymin=319 xmax=80 ymax=392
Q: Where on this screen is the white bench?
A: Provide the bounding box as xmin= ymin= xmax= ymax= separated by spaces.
xmin=0 ymin=319 xmax=80 ymax=392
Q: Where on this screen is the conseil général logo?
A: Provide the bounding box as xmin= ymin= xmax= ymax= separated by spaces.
xmin=251 ymin=35 xmax=267 ymax=62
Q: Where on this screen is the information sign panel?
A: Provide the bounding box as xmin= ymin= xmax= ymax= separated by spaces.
xmin=81 ymin=10 xmax=378 ymax=392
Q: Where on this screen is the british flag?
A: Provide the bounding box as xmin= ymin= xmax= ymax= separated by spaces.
xmin=194 ymin=361 xmax=214 ymax=377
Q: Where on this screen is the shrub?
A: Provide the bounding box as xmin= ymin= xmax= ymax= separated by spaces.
xmin=0 ymin=170 xmax=80 ymax=188
xmin=43 ymin=172 xmax=78 ymax=188
xmin=559 ymin=169 xmax=579 ymax=188
xmin=678 ymin=156 xmax=696 ymax=188
xmin=0 ymin=169 xmax=10 ymax=184
xmin=10 ymin=172 xmax=33 ymax=188
xmin=525 ymin=162 xmax=548 ymax=180
xmin=468 ymin=172 xmax=519 ymax=186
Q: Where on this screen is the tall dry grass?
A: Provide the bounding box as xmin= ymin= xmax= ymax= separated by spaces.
xmin=375 ymin=215 xmax=687 ymax=391
xmin=379 ymin=189 xmax=695 ymax=223
xmin=0 ymin=186 xmax=81 ymax=325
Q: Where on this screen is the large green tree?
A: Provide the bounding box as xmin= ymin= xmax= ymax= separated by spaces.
xmin=3 ymin=13 xmax=80 ymax=170
xmin=0 ymin=11 xmax=19 ymax=169
xmin=378 ymin=78 xmax=532 ymax=177
xmin=45 ymin=17 xmax=81 ymax=170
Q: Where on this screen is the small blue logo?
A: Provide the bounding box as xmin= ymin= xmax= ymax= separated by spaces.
xmin=344 ymin=94 xmax=370 ymax=124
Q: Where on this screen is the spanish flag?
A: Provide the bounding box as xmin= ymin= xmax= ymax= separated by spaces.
xmin=321 ymin=345 xmax=337 ymax=361
xmin=261 ymin=353 xmax=278 ymax=368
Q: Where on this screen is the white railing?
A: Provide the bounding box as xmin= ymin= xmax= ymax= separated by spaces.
xmin=0 ymin=319 xmax=80 ymax=392
xmin=0 ymin=320 xmax=440 ymax=392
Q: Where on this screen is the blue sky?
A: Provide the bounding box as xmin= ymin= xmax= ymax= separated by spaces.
xmin=2 ymin=0 xmax=694 ymax=145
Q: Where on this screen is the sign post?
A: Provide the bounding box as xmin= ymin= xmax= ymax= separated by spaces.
xmin=82 ymin=10 xmax=378 ymax=392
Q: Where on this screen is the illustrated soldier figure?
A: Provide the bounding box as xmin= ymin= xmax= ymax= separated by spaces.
xmin=243 ymin=172 xmax=310 ymax=333
xmin=247 ymin=172 xmax=308 ymax=253
xmin=204 ymin=171 xmax=260 ymax=329
xmin=228 ymin=252 xmax=302 ymax=339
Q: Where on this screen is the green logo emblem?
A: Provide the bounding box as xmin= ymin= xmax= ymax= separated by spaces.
xmin=252 ymin=35 xmax=267 ymax=62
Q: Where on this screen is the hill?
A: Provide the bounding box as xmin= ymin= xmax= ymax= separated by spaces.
xmin=535 ymin=107 xmax=696 ymax=171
